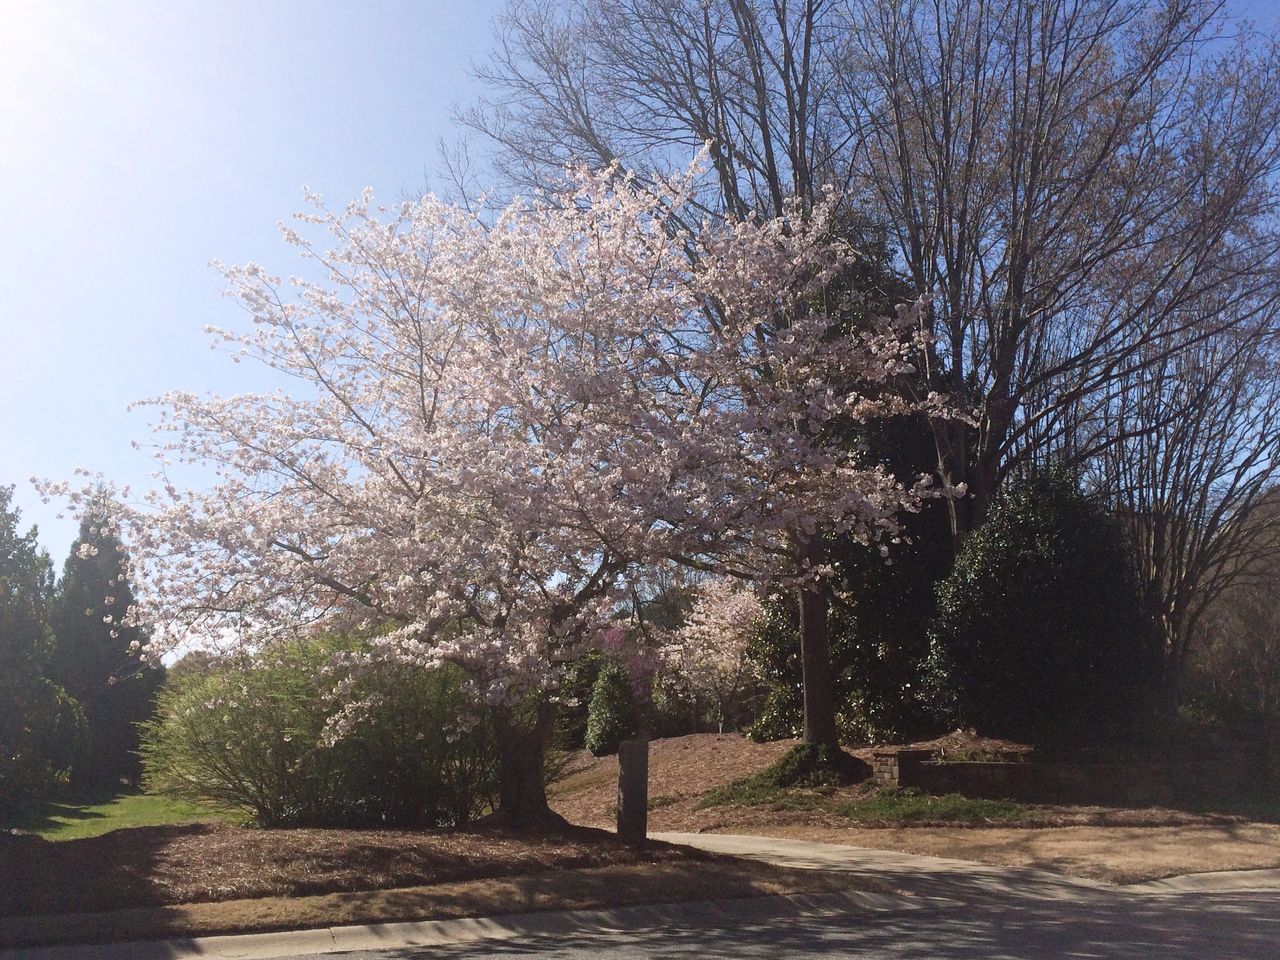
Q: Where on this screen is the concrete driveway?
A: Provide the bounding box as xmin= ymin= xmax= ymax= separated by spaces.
xmin=655 ymin=830 xmax=1280 ymax=897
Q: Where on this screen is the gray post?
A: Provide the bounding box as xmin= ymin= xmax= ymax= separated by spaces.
xmin=1267 ymin=718 xmax=1280 ymax=794
xmin=616 ymin=738 xmax=649 ymax=846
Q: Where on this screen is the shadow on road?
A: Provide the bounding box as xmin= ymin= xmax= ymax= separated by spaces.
xmin=370 ymin=891 xmax=1280 ymax=960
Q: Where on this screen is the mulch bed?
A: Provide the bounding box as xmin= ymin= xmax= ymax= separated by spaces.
xmin=1 ymin=822 xmax=700 ymax=917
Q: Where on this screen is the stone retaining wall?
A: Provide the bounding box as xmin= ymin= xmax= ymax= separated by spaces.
xmin=870 ymin=743 xmax=1270 ymax=806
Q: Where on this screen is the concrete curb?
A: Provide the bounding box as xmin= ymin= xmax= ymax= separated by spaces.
xmin=1122 ymin=868 xmax=1280 ymax=894
xmin=0 ymin=890 xmax=923 ymax=960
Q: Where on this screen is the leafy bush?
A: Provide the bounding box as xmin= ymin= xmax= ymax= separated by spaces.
xmin=648 ymin=674 xmax=699 ymax=738
xmin=141 ymin=636 xmax=499 ymax=827
xmin=584 ymin=660 xmax=637 ymax=756
xmin=925 ymin=471 xmax=1157 ymax=743
xmin=745 ymin=597 xmax=807 ymax=742
xmin=558 ymin=650 xmax=701 ymax=748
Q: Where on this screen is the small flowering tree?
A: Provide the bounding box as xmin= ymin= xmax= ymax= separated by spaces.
xmin=661 ymin=579 xmax=764 ymax=733
xmin=42 ymin=158 xmax=942 ymax=824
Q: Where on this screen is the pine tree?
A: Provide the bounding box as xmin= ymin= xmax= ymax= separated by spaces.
xmin=0 ymin=486 xmax=83 ymax=819
xmin=50 ymin=509 xmax=163 ymax=792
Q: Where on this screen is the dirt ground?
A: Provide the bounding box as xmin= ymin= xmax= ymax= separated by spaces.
xmin=550 ymin=733 xmax=1280 ymax=883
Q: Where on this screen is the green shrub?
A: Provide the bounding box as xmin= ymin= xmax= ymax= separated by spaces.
xmin=553 ymin=651 xmax=603 ymax=750
xmin=925 ymin=470 xmax=1158 ymax=743
xmin=584 ymin=660 xmax=637 ymax=756
xmin=648 ymin=673 xmax=700 ymax=738
xmin=140 ymin=636 xmax=498 ymax=827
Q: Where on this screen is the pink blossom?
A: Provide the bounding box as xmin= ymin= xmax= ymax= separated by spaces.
xmin=41 ymin=157 xmax=941 ymax=707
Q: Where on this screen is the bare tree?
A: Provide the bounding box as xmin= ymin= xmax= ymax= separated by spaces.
xmin=842 ymin=0 xmax=1280 ymax=540
xmin=1194 ymin=517 xmax=1280 ymax=723
xmin=458 ymin=0 xmax=856 ymax=219
xmin=1088 ymin=304 xmax=1280 ymax=705
xmin=465 ymin=0 xmax=1280 ymax=529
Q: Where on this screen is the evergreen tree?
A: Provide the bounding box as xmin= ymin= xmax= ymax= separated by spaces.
xmin=584 ymin=661 xmax=638 ymax=757
xmin=925 ymin=471 xmax=1158 ymax=743
xmin=0 ymin=486 xmax=83 ymax=819
xmin=50 ymin=509 xmax=163 ymax=792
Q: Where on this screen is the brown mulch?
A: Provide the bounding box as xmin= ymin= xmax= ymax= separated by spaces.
xmin=1 ymin=822 xmax=701 ymax=918
xmin=549 ymin=733 xmax=1280 ymax=883
xmin=549 ymin=733 xmax=799 ymax=828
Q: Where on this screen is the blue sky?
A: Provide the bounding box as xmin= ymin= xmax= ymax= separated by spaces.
xmin=2 ymin=0 xmax=1277 ymax=564
xmin=0 ymin=0 xmax=506 ymax=560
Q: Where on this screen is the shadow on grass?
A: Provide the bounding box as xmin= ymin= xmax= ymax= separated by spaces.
xmin=8 ymin=786 xmax=138 ymax=836
xmin=14 ymin=801 xmax=110 ymax=832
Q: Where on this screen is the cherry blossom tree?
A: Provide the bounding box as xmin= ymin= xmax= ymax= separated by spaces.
xmin=660 ymin=578 xmax=763 ymax=733
xmin=42 ymin=160 xmax=940 ymax=824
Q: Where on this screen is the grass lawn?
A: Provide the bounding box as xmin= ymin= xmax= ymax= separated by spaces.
xmin=697 ymin=777 xmax=1033 ymax=825
xmin=14 ymin=791 xmax=236 ymax=840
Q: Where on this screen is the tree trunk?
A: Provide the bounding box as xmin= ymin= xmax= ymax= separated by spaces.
xmin=796 ymin=537 xmax=839 ymax=748
xmin=489 ymin=700 xmax=565 ymax=828
xmin=934 ymin=418 xmax=979 ymax=555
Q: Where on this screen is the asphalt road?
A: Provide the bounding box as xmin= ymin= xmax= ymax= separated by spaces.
xmin=276 ymin=889 xmax=1280 ymax=960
